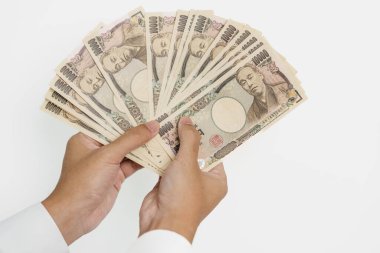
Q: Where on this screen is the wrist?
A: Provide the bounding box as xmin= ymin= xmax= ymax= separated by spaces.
xmin=42 ymin=193 xmax=85 ymax=245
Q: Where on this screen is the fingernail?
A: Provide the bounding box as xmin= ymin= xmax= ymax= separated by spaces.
xmin=179 ymin=117 xmax=193 ymax=125
xmin=145 ymin=120 xmax=160 ymax=134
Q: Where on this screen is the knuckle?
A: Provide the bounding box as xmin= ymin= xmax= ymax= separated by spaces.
xmin=67 ymin=133 xmax=80 ymax=147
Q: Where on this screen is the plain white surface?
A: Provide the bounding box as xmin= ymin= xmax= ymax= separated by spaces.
xmin=0 ymin=0 xmax=379 ymax=252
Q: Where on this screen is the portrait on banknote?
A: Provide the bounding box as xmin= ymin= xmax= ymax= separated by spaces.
xmin=100 ymin=18 xmax=147 ymax=74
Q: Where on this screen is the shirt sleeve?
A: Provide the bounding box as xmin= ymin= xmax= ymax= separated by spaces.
xmin=0 ymin=203 xmax=69 ymax=253
xmin=128 ymin=230 xmax=192 ymax=253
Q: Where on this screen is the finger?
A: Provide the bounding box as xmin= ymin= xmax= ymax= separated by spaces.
xmin=100 ymin=121 xmax=160 ymax=162
xmin=120 ymin=159 xmax=143 ymax=178
xmin=176 ymin=117 xmax=201 ymax=163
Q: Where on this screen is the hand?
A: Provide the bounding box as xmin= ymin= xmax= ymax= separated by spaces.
xmin=139 ymin=117 xmax=228 ymax=242
xmin=42 ymin=121 xmax=160 ymax=245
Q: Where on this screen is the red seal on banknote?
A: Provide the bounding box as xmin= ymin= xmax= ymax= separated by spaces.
xmin=209 ymin=134 xmax=223 ymax=148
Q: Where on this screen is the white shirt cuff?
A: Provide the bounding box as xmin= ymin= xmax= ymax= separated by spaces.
xmin=128 ymin=230 xmax=192 ymax=253
xmin=0 ymin=203 xmax=69 ymax=253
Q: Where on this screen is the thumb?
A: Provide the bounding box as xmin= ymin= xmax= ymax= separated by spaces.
xmin=100 ymin=120 xmax=160 ymax=162
xmin=176 ymin=117 xmax=201 ymax=163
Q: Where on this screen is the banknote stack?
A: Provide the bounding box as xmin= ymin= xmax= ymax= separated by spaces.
xmin=42 ymin=7 xmax=306 ymax=175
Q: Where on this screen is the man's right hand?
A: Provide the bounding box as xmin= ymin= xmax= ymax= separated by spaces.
xmin=139 ymin=117 xmax=228 ymax=243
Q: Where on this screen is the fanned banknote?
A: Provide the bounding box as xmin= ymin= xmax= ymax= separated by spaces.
xmin=42 ymin=7 xmax=306 ymax=174
xmin=171 ymin=20 xmax=245 ymax=98
xmin=169 ymin=27 xmax=264 ymax=108
xmin=157 ymin=43 xmax=305 ymax=170
xmin=160 ymin=10 xmax=215 ymax=110
xmin=56 ymin=45 xmax=163 ymax=168
xmin=170 ymin=24 xmax=256 ymax=105
xmin=155 ymin=10 xmax=190 ymax=115
xmin=41 ymin=100 xmax=162 ymax=173
xmin=49 ymin=75 xmax=120 ymax=137
xmin=83 ymin=10 xmax=150 ymax=124
xmin=45 ymin=88 xmax=116 ymax=141
xmin=83 ymin=8 xmax=173 ymax=167
xmin=158 ymin=29 xmax=264 ymax=120
xmin=165 ymin=14 xmax=226 ymax=105
xmin=145 ymin=12 xmax=176 ymax=117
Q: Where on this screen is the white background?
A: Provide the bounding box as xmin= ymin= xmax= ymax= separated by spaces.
xmin=1 ymin=0 xmax=380 ymax=252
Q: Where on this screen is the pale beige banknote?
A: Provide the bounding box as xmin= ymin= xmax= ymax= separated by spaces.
xmin=45 ymin=88 xmax=116 ymax=141
xmin=169 ymin=31 xmax=299 ymax=113
xmin=56 ymin=45 xmax=163 ymax=167
xmin=49 ymin=76 xmax=119 ymax=137
xmin=156 ymin=10 xmax=192 ymax=114
xmin=56 ymin=45 xmax=132 ymax=134
xmin=41 ymin=100 xmax=162 ymax=173
xmin=174 ymin=22 xmax=252 ymax=102
xmin=172 ymin=20 xmax=245 ymax=99
xmin=44 ymin=91 xmax=162 ymax=172
xmin=161 ymin=11 xmax=216 ymax=109
xmin=145 ymin=12 xmax=176 ymax=117
xmin=83 ymin=9 xmax=150 ymax=124
xmin=157 ymin=43 xmax=305 ymax=171
xmin=169 ymin=27 xmax=263 ymax=107
xmin=164 ymin=14 xmax=227 ymax=105
xmin=83 ymin=8 xmax=173 ymax=165
xmin=42 ymin=100 xmax=110 ymax=144
xmin=159 ymin=30 xmax=264 ymax=120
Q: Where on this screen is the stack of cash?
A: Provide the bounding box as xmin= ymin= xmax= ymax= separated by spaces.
xmin=42 ymin=7 xmax=306 ymax=174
